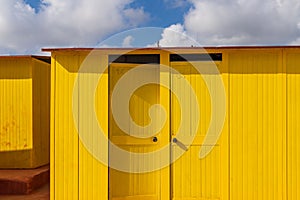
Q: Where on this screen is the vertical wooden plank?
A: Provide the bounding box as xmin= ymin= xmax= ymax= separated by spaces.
xmin=50 ymin=55 xmax=56 ymax=200
xmin=78 ymin=54 xmax=108 ymax=200
xmin=286 ymin=49 xmax=300 ymax=200
xmin=160 ymin=50 xmax=170 ymax=200
xmin=220 ymin=52 xmax=229 ymax=200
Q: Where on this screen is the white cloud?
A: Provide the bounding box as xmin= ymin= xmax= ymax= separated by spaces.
xmin=290 ymin=37 xmax=300 ymax=45
xmin=154 ymin=24 xmax=198 ymax=47
xmin=0 ymin=0 xmax=148 ymax=54
xmin=158 ymin=0 xmax=300 ymax=46
xmin=122 ymin=35 xmax=134 ymax=47
xmin=124 ymin=7 xmax=149 ymax=27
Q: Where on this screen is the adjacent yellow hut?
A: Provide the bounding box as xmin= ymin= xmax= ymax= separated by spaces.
xmin=0 ymin=56 xmax=51 ymax=168
xmin=44 ymin=46 xmax=300 ymax=200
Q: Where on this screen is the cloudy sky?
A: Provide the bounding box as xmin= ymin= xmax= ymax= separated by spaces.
xmin=0 ymin=0 xmax=300 ymax=54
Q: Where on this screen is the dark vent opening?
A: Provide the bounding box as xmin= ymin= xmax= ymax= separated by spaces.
xmin=32 ymin=56 xmax=51 ymax=64
xmin=170 ymin=53 xmax=222 ymax=62
xmin=109 ymin=54 xmax=160 ymax=64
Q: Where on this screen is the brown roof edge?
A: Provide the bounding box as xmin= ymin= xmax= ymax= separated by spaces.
xmin=42 ymin=47 xmax=179 ymax=52
xmin=0 ymin=55 xmax=50 ymax=63
xmin=42 ymin=45 xmax=300 ymax=52
xmin=0 ymin=55 xmax=34 ymax=59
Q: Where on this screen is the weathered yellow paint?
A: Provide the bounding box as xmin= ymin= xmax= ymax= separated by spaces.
xmin=48 ymin=47 xmax=300 ymax=200
xmin=0 ymin=56 xmax=50 ymax=169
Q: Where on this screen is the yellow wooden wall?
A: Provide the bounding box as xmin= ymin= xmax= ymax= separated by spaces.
xmin=0 ymin=58 xmax=32 ymax=152
xmin=228 ymin=49 xmax=287 ymax=200
xmin=0 ymin=56 xmax=50 ymax=168
xmin=50 ymin=48 xmax=300 ymax=200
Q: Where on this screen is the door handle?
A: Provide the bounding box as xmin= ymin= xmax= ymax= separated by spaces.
xmin=172 ymin=138 xmax=188 ymax=151
xmin=152 ymin=136 xmax=158 ymax=143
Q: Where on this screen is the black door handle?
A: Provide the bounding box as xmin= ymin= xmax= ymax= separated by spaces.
xmin=152 ymin=136 xmax=158 ymax=142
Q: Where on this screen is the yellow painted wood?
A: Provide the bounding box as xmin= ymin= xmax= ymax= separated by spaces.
xmin=170 ymin=61 xmax=228 ymax=200
xmin=108 ymin=62 xmax=169 ymax=200
xmin=160 ymin=50 xmax=171 ymax=200
xmin=286 ymin=49 xmax=300 ymax=200
xmin=78 ymin=54 xmax=108 ymax=200
xmin=53 ymin=54 xmax=79 ymax=200
xmin=32 ymin=58 xmax=51 ymax=167
xmin=229 ymin=50 xmax=286 ymax=200
xmin=49 ymin=47 xmax=300 ymax=200
xmin=51 ymin=52 xmax=109 ymax=200
xmin=0 ymin=56 xmax=50 ymax=168
xmin=172 ymin=198 xmax=220 ymax=200
xmin=0 ymin=58 xmax=32 ymax=152
xmin=112 ymin=195 xmax=157 ymax=200
xmin=50 ymin=56 xmax=56 ymax=200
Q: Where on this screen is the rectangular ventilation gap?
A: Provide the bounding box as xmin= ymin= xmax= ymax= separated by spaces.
xmin=170 ymin=53 xmax=222 ymax=62
xmin=109 ymin=54 xmax=160 ymax=64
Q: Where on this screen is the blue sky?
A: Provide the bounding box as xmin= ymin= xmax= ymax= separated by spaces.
xmin=128 ymin=0 xmax=191 ymax=27
xmin=0 ymin=0 xmax=300 ymax=54
xmin=24 ymin=0 xmax=41 ymax=10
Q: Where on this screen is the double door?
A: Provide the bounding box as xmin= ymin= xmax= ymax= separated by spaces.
xmin=108 ymin=61 xmax=227 ymax=200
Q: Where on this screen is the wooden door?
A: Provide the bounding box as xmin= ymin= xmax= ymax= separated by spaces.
xmin=170 ymin=61 xmax=228 ymax=200
xmin=109 ymin=63 xmax=170 ymax=200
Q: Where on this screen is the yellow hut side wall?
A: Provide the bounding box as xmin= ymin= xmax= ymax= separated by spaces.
xmin=51 ymin=48 xmax=300 ymax=200
xmin=50 ymin=52 xmax=108 ymax=200
xmin=0 ymin=57 xmax=50 ymax=168
xmin=0 ymin=58 xmax=32 ymax=152
xmin=0 ymin=57 xmax=33 ymax=168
